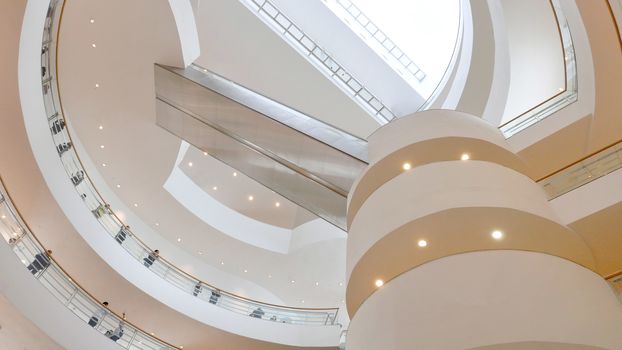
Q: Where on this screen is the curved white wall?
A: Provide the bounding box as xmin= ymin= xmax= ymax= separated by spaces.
xmin=348 ymin=251 xmax=622 ymax=350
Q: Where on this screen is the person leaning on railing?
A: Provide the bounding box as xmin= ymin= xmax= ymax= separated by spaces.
xmin=27 ymin=249 xmax=52 ymax=275
xmin=89 ymin=301 xmax=110 ymax=328
xmin=106 ymin=312 xmax=125 ymax=342
xmin=143 ymin=249 xmax=159 ymax=268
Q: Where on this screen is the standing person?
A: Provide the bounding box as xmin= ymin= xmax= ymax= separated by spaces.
xmin=88 ymin=301 xmax=109 ymax=327
xmin=209 ymin=289 xmax=221 ymax=304
xmin=108 ymin=313 xmax=125 ymax=342
xmin=193 ymin=282 xmax=202 ymax=297
xmin=143 ymin=249 xmax=159 ymax=268
xmin=27 ymin=250 xmax=52 ymax=275
xmin=115 ymin=225 xmax=130 ymax=245
xmin=250 ymin=307 xmax=265 ymax=319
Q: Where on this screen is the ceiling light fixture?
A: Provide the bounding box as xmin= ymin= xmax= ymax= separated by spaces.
xmin=177 ymin=238 xmax=181 ymax=243
xmin=1 ymin=215 xmax=5 ymax=219
xmin=461 ymin=153 xmax=470 ymax=161
xmin=98 ymin=125 xmax=103 ymax=130
xmin=417 ymin=239 xmax=428 ymax=247
xmin=91 ymin=43 xmax=96 ymax=48
xmin=155 ymin=222 xmax=159 ymax=226
xmin=116 ymin=184 xmax=121 ymax=188
xmin=339 ymin=282 xmax=343 ymax=286
xmin=248 ymin=195 xmax=254 ymax=201
xmin=275 ymin=202 xmax=280 ymax=207
xmin=198 ymin=251 xmax=203 ymax=255
xmin=212 ymin=186 xmax=218 ymax=191
xmin=89 ymin=19 xmax=95 ymax=24
xmin=101 ymin=163 xmax=107 ymax=167
xmin=233 ymin=172 xmax=237 ymax=177
xmin=301 ymin=300 xmax=305 ymax=303
xmin=375 ymin=279 xmax=384 ymax=287
xmin=95 ymin=83 xmax=100 ymax=88
xmin=133 ymin=203 xmax=138 ymax=207
xmin=268 ymin=274 xmax=272 ymax=278
xmin=220 ymin=261 xmax=224 ymax=265
xmin=244 ymin=269 xmax=248 ymax=273
xmin=491 ymin=230 xmax=504 ymax=240
xmin=100 ymin=145 xmax=105 ymax=149
xmin=188 ymin=162 xmax=193 ymax=167
xmin=315 ymin=282 xmax=319 ymax=286
xmin=402 ymin=162 xmax=412 ymax=171
xmin=290 ymin=280 xmax=295 ymax=284
xmin=203 ymin=151 xmax=208 ymax=156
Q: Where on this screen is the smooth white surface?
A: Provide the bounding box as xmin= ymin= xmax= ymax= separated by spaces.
xmin=167 ymin=0 xmax=200 ymax=67
xmin=348 ymin=251 xmax=622 ymax=350
xmin=499 ymin=0 xmax=565 ymax=124
xmin=347 ymin=160 xmax=559 ymax=279
xmin=551 ymin=167 xmax=622 ymax=225
xmin=272 ymin=0 xmax=425 ymax=116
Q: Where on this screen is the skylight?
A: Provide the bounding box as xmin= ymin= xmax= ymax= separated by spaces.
xmin=325 ymin=0 xmax=461 ymax=98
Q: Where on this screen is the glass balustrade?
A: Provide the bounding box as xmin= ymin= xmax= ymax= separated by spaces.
xmin=41 ymin=0 xmax=339 ymax=326
xmin=499 ymin=0 xmax=578 ymax=137
xmin=0 ymin=180 xmax=181 ymax=350
xmin=539 ymin=141 xmax=622 ymax=199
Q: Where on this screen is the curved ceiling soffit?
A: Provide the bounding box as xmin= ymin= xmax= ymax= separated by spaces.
xmin=165 ymin=0 xmax=200 ymax=67
xmin=164 ymin=142 xmax=345 ymax=254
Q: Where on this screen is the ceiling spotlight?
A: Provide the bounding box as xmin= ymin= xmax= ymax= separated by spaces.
xmin=100 ymin=145 xmax=105 ymax=149
xmin=188 ymin=162 xmax=193 ymax=167
xmin=461 ymin=153 xmax=470 ymax=161
xmin=275 ymin=202 xmax=280 ymax=207
xmin=1 ymin=215 xmax=5 ymax=219
xmin=491 ymin=230 xmax=504 ymax=240
xmin=155 ymin=222 xmax=159 ymax=226
xmin=212 ymin=186 xmax=218 ymax=191
xmin=150 ymin=332 xmax=154 ymax=336
xmin=133 ymin=203 xmax=138 ymax=207
xmin=244 ymin=269 xmax=248 ymax=273
xmin=339 ymin=282 xmax=343 ymax=286
xmin=301 ymin=300 xmax=305 ymax=303
xmin=101 ymin=163 xmax=107 ymax=167
xmin=268 ymin=274 xmax=272 ymax=278
xmin=95 ymin=83 xmax=100 ymax=88
xmin=402 ymin=162 xmax=412 ymax=171
xmin=375 ymin=279 xmax=384 ymax=287
xmin=116 ymin=184 xmax=121 ymax=188
xmin=177 ymin=237 xmax=181 ymax=243
xmin=89 ymin=19 xmax=95 ymax=24
xmin=417 ymin=239 xmax=428 ymax=247
xmin=98 ymin=125 xmax=103 ymax=130
xmin=198 ymin=251 xmax=203 ymax=255
xmin=248 ymin=195 xmax=254 ymax=201
xmin=203 ymin=151 xmax=208 ymax=156
xmin=315 ymin=282 xmax=319 ymax=286
xmin=233 ymin=172 xmax=237 ymax=177
xmin=220 ymin=261 xmax=224 ymax=265
xmin=91 ymin=43 xmax=96 ymax=48
xmin=290 ymin=280 xmax=295 ymax=284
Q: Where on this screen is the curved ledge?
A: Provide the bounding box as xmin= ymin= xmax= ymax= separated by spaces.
xmin=0 ymin=179 xmax=180 ymax=349
xmin=347 ymin=136 xmax=527 ymax=226
xmin=346 ymin=206 xmax=595 ymax=317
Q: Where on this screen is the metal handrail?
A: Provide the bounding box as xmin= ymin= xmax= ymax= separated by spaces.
xmin=42 ymin=0 xmax=339 ymax=325
xmin=0 ymin=178 xmax=181 ymax=350
xmin=538 ymin=140 xmax=622 ymax=199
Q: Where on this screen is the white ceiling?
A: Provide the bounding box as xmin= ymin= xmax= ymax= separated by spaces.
xmin=0 ymin=294 xmax=63 ymax=350
xmin=57 ymin=0 xmax=350 ymax=308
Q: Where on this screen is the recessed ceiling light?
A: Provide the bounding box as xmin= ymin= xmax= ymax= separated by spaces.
xmin=188 ymin=162 xmax=193 ymax=167
xmin=179 ymin=347 xmax=183 ymax=350
xmin=233 ymin=172 xmax=237 ymax=177
xmin=375 ymin=279 xmax=384 ymax=287
xmin=220 ymin=261 xmax=224 ymax=265
xmin=133 ymin=203 xmax=138 ymax=207
xmin=339 ymin=282 xmax=343 ymax=286
xmin=155 ymin=222 xmax=159 ymax=226
xmin=95 ymin=83 xmax=99 ymax=88
xmin=315 ymin=282 xmax=319 ymax=286
xmin=402 ymin=162 xmax=411 ymax=170
xmin=248 ymin=195 xmax=254 ymax=201
xmin=417 ymin=239 xmax=428 ymax=247
xmin=212 ymin=186 xmax=218 ymax=191
xmin=243 ymin=269 xmax=248 ymax=273
xmin=98 ymin=125 xmax=103 ymax=130
xmin=290 ymin=280 xmax=295 ymax=284
xmin=461 ymin=153 xmax=470 ymax=161
xmin=1 ymin=215 xmax=5 ymax=219
xmin=101 ymin=163 xmax=107 ymax=167
xmin=203 ymin=151 xmax=208 ymax=156
xmin=491 ymin=230 xmax=504 ymax=240
xmin=268 ymin=274 xmax=272 ymax=278
xmin=177 ymin=237 xmax=181 ymax=243
xmin=89 ymin=19 xmax=95 ymax=24
xmin=198 ymin=251 xmax=203 ymax=255
xmin=559 ymin=87 xmax=564 ymax=92
xmin=100 ymin=145 xmax=105 ymax=149
xmin=301 ymin=300 xmax=305 ymax=303
xmin=91 ymin=43 xmax=96 ymax=48
xmin=150 ymin=332 xmax=154 ymax=336
xmin=275 ymin=202 xmax=280 ymax=207
xmin=116 ymin=184 xmax=121 ymax=188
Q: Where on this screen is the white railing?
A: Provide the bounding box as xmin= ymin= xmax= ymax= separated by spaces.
xmin=41 ymin=0 xmax=339 ymax=326
xmin=0 ymin=179 xmax=181 ymax=349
